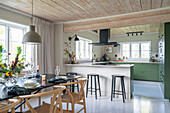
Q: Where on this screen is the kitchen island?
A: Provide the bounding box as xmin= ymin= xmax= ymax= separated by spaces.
xmin=65 ymin=63 xmax=134 ymax=99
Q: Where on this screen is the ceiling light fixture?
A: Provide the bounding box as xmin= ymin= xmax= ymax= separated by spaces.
xmin=22 ymin=0 xmax=41 ymax=44
xmin=68 ymin=34 xmax=79 ymax=41
xmin=126 ymin=31 xmax=144 ymax=36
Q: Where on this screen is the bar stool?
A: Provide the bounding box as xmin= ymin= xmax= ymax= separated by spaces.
xmin=86 ymin=74 xmax=101 ymax=99
xmin=66 ymin=72 xmax=79 ymax=92
xmin=111 ymin=75 xmax=126 ymax=103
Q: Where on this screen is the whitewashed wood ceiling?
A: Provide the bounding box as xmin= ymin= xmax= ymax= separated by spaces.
xmin=110 ymin=23 xmax=163 ymax=35
xmin=0 ymin=0 xmax=169 ymax=23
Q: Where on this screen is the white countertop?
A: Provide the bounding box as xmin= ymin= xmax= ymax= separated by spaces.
xmin=65 ymin=62 xmax=134 ymax=68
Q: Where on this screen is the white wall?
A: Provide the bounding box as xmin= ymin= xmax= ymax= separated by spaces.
xmin=0 ymin=7 xmax=31 ymax=26
xmin=54 ymin=24 xmax=65 ymax=73
xmin=104 ymin=33 xmax=160 ymax=60
xmin=64 ymin=31 xmax=103 ymax=62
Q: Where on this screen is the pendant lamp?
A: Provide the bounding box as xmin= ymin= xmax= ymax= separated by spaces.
xmin=22 ymin=0 xmax=41 ymax=44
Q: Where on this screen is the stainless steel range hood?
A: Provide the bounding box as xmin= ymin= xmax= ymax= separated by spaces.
xmin=89 ymin=29 xmax=119 ymax=46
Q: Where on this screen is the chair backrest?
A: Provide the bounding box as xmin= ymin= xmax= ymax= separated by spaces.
xmin=57 ymin=78 xmax=87 ymax=101
xmin=0 ymin=99 xmax=21 ymax=113
xmin=19 ymin=86 xmax=65 ymax=113
xmin=77 ymin=79 xmax=87 ymax=100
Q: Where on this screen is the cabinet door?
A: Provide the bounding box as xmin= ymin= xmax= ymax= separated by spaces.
xmin=133 ymin=63 xmax=160 ymax=81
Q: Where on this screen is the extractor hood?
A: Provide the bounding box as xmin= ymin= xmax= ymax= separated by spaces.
xmin=89 ymin=29 xmax=119 ymax=46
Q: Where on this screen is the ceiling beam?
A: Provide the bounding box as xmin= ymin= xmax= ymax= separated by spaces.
xmin=64 ymin=7 xmax=170 ymax=32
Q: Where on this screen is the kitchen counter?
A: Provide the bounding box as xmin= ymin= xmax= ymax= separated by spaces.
xmin=65 ymin=62 xmax=134 ymax=68
xmin=65 ymin=62 xmax=134 ymax=99
xmin=93 ymin=61 xmax=162 ymax=64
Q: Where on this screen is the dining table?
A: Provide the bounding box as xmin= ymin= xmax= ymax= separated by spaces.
xmin=0 ymin=74 xmax=82 ymax=110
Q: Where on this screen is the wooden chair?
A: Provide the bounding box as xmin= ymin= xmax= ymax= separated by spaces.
xmin=0 ymin=99 xmax=21 ymax=113
xmin=18 ymin=86 xmax=65 ymax=113
xmin=56 ymin=78 xmax=87 ymax=113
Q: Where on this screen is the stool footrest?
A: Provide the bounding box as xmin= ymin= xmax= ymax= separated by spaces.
xmin=112 ymin=93 xmax=124 ymax=95
xmin=88 ymin=87 xmax=99 ymax=89
xmin=88 ymin=90 xmax=97 ymax=92
xmin=112 ymin=90 xmax=126 ymax=93
xmin=88 ymin=89 xmax=100 ymax=91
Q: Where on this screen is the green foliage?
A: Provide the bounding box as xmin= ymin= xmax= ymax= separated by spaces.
xmin=0 ymin=45 xmax=2 ymax=53
xmin=17 ymin=46 xmax=22 ymax=55
xmin=0 ymin=45 xmax=29 ymax=79
xmin=18 ymin=57 xmax=26 ymax=63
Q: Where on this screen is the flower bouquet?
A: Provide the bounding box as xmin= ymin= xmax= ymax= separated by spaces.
xmin=64 ymin=42 xmax=76 ymax=64
xmin=0 ymin=45 xmax=28 ymax=86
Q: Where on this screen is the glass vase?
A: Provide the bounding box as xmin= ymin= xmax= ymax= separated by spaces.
xmin=5 ymin=75 xmax=18 ymax=87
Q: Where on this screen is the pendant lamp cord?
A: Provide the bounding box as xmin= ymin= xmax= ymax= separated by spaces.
xmin=31 ymin=0 xmax=33 ymax=25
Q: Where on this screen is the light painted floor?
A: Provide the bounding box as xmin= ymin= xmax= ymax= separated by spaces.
xmin=17 ymin=80 xmax=170 ymax=113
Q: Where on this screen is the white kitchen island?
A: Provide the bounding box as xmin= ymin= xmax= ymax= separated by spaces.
xmin=65 ymin=63 xmax=134 ymax=99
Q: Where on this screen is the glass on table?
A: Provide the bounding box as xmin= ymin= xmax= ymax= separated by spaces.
xmin=55 ymin=66 xmax=60 ymax=78
xmin=42 ymin=75 xmax=46 ymax=81
xmin=0 ymin=84 xmax=7 ymax=99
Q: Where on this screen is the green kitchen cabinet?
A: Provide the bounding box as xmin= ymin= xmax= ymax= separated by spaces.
xmin=133 ymin=63 xmax=160 ymax=81
xmin=110 ymin=62 xmax=160 ymax=81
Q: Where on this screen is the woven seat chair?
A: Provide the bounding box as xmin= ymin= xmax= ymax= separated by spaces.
xmin=18 ymin=86 xmax=65 ymax=113
xmin=0 ymin=99 xmax=21 ymax=113
xmin=56 ymin=78 xmax=87 ymax=113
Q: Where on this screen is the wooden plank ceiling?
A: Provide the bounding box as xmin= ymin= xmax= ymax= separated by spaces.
xmin=110 ymin=23 xmax=163 ymax=35
xmin=0 ymin=0 xmax=169 ymax=23
xmin=91 ymin=23 xmax=163 ymax=36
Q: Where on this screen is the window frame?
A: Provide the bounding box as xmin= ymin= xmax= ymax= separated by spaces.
xmin=76 ymin=37 xmax=92 ymax=61
xmin=0 ymin=20 xmax=28 ymax=63
xmin=120 ymin=41 xmax=151 ymax=60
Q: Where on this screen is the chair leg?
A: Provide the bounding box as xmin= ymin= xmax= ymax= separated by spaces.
xmin=83 ymin=97 xmax=87 ymax=113
xmin=97 ymin=75 xmax=101 ymax=96
xmin=121 ymin=78 xmax=125 ymax=103
xmin=24 ymin=102 xmax=26 ymax=108
xmin=94 ymin=76 xmax=97 ymax=99
xmin=11 ymin=108 xmax=15 ymax=113
xmin=111 ymin=77 xmax=113 ymax=101
xmin=39 ymin=97 xmax=41 ymax=106
xmin=86 ymin=75 xmax=89 ymax=97
xmin=113 ymin=77 xmax=116 ymax=98
xmin=20 ymin=104 xmax=22 ymax=112
xmin=72 ymin=103 xmax=75 ymax=113
xmin=67 ymin=102 xmax=69 ymax=110
xmin=20 ymin=98 xmax=22 ymax=112
xmin=91 ymin=75 xmax=92 ymax=95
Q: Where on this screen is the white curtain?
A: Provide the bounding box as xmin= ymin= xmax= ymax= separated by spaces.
xmin=33 ymin=17 xmax=55 ymax=74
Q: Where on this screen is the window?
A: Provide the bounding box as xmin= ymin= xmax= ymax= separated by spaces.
xmin=122 ymin=44 xmax=130 ymax=58
xmin=76 ymin=37 xmax=92 ymax=60
xmin=0 ymin=20 xmax=32 ymax=63
xmin=121 ymin=42 xmax=150 ymax=59
xmin=131 ymin=43 xmax=140 ymax=58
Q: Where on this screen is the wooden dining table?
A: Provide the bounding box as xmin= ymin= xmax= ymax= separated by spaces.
xmin=0 ymin=74 xmax=82 ymax=110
